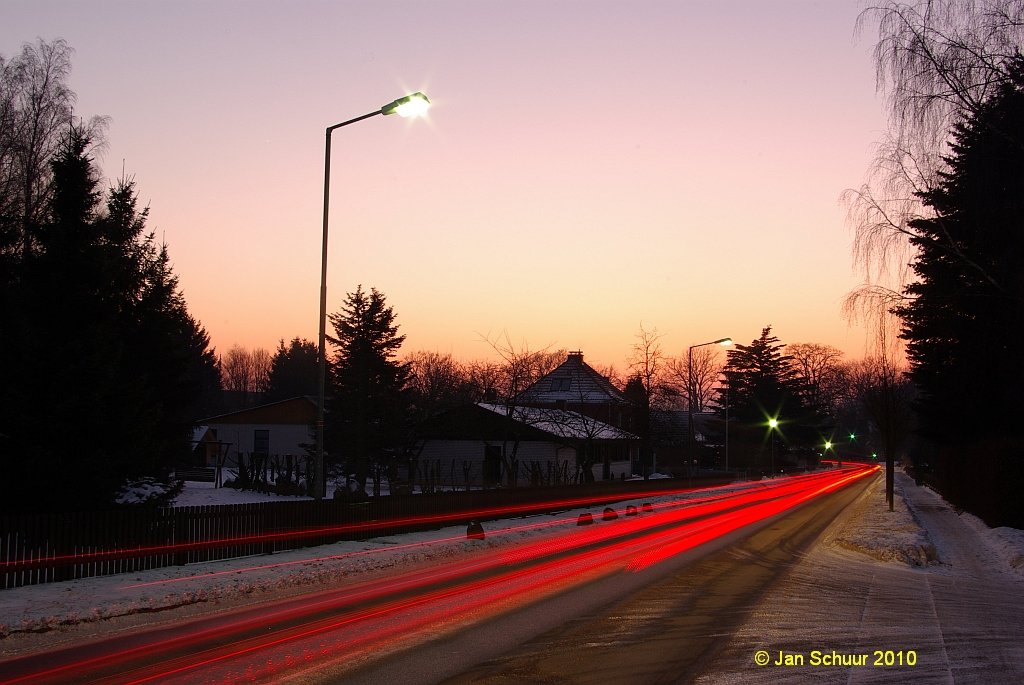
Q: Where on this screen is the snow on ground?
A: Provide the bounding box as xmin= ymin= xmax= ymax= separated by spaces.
xmin=831 ymin=473 xmax=939 ymax=567
xmin=169 ymin=480 xmax=323 ymax=506
xmin=3 ymin=468 xmax=1024 ymax=678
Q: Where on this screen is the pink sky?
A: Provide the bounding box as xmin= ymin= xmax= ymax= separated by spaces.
xmin=3 ymin=1 xmax=887 ymax=370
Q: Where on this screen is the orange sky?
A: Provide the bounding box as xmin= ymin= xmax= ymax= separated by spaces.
xmin=3 ymin=0 xmax=888 ymax=370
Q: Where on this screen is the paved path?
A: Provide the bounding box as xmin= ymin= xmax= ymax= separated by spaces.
xmin=692 ymin=472 xmax=1024 ymax=684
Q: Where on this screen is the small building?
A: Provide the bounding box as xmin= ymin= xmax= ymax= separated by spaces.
xmin=414 ymin=402 xmax=639 ymax=488
xmin=195 ymin=396 xmax=318 ymax=468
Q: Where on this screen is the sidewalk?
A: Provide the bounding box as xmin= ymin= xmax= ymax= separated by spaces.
xmin=693 ymin=471 xmax=1024 ymax=684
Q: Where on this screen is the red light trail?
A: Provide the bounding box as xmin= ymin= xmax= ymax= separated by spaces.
xmin=0 ymin=465 xmax=877 ymax=684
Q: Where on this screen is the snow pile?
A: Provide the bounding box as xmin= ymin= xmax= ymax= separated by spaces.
xmin=970 ymin=520 xmax=1024 ymax=575
xmin=831 ymin=472 xmax=938 ymax=566
xmin=115 ymin=477 xmax=183 ymax=506
xmin=919 ymin=483 xmax=1024 ymax=577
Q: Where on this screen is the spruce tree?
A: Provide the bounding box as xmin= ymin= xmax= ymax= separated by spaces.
xmin=266 ymin=337 xmax=319 ymax=402
xmin=0 ymin=125 xmax=219 ymax=511
xmin=719 ymin=327 xmax=820 ymax=470
xmin=895 ymin=56 xmax=1024 ymax=525
xmin=326 ymin=286 xmax=412 ymax=492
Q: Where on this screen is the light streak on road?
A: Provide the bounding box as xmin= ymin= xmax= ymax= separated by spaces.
xmin=0 ymin=465 xmax=877 ymax=685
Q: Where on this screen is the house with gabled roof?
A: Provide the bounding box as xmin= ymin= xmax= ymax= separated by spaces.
xmin=414 ymin=401 xmax=639 ymax=488
xmin=515 ymin=351 xmax=634 ymax=433
xmin=195 ymin=396 xmax=317 ymax=468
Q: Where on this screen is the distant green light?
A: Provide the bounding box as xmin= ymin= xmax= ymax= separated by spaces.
xmin=849 ymin=432 xmax=856 ymax=440
xmin=768 ymin=418 xmax=779 ymax=429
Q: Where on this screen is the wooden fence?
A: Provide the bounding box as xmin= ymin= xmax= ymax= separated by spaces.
xmin=0 ymin=477 xmax=727 ymax=589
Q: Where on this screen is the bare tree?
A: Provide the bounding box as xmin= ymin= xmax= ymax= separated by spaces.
xmin=0 ymin=39 xmax=108 ymax=258
xmin=848 ymin=356 xmax=916 ymax=510
xmin=787 ymin=343 xmax=846 ymax=416
xmin=627 ymin=324 xmax=667 ymax=406
xmin=464 ymin=358 xmax=504 ymax=402
xmin=250 ymin=347 xmax=271 ymax=394
xmin=664 ymin=345 xmax=723 ymax=412
xmin=851 ymin=302 xmax=915 ymax=509
xmin=592 ymin=362 xmax=625 ymax=391
xmin=405 ymin=350 xmax=472 ymax=415
xmin=479 ymin=331 xmax=562 ymax=406
xmin=220 ymin=345 xmax=272 ymax=405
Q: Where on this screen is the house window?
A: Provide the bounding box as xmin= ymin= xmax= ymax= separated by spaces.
xmin=254 ymin=429 xmax=270 ymax=457
xmin=550 ymin=378 xmax=571 ymax=392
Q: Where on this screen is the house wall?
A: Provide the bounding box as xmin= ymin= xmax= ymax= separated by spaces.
xmin=416 ymin=439 xmax=578 ymax=487
xmin=203 ymin=422 xmax=312 ymax=467
xmin=594 ymin=452 xmax=636 ymax=482
xmin=415 ymin=439 xmax=633 ymax=487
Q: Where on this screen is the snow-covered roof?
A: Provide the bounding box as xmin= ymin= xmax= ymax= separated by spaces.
xmin=478 ymin=403 xmax=638 ymax=441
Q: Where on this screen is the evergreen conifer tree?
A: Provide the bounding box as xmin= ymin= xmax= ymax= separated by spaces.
xmin=266 ymin=337 xmax=319 ymax=402
xmin=326 ymin=286 xmax=412 ymax=492
xmin=0 ymin=125 xmax=219 ymax=511
xmin=895 ymin=56 xmax=1024 ymax=525
xmin=718 ymin=327 xmax=821 ymax=471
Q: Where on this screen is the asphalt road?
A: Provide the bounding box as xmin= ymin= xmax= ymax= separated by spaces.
xmin=317 ymin=472 xmax=876 ymax=685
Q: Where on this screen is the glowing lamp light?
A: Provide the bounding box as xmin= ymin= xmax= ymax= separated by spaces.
xmin=716 ymin=338 xmax=733 ymax=346
xmin=825 ymin=441 xmax=833 ymax=450
xmin=768 ymin=418 xmax=779 ymax=429
xmin=382 ymin=91 xmax=431 ymax=118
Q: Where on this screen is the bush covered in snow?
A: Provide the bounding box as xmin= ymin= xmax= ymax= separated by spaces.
xmin=115 ymin=477 xmax=183 ymax=507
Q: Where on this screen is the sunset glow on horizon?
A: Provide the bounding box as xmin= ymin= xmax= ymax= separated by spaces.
xmin=2 ymin=0 xmax=887 ymax=370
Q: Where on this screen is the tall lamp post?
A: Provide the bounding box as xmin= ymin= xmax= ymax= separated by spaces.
xmin=316 ymin=92 xmax=430 ymax=499
xmin=687 ymin=337 xmax=732 ymax=482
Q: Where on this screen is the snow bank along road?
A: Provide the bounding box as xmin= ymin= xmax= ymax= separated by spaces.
xmin=0 ymin=467 xmax=877 ymax=683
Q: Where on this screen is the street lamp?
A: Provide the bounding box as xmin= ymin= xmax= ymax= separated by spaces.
xmin=768 ymin=417 xmax=779 ymax=477
xmin=687 ymin=337 xmax=732 ymax=482
xmin=315 ymin=92 xmax=430 ymax=499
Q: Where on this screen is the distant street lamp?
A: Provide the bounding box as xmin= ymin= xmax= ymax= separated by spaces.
xmin=687 ymin=337 xmax=732 ymax=482
xmin=768 ymin=417 xmax=779 ymax=477
xmin=316 ymin=92 xmax=430 ymax=499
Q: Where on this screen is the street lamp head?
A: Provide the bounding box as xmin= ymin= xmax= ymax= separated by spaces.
xmin=768 ymin=418 xmax=779 ymax=429
xmin=825 ymin=440 xmax=833 ymax=450
xmin=716 ymin=338 xmax=733 ymax=346
xmin=382 ymin=92 xmax=431 ymax=118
